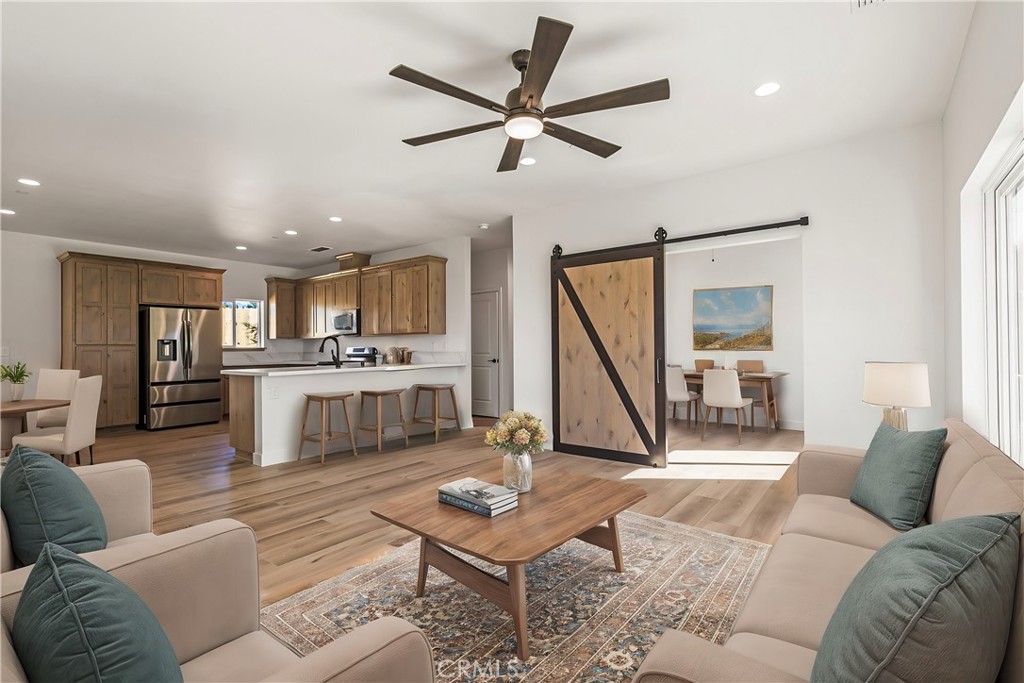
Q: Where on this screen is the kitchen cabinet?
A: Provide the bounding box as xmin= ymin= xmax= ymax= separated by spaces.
xmin=140 ymin=265 xmax=223 ymax=308
xmin=265 ymin=278 xmax=296 ymax=339
xmin=59 ymin=251 xmax=224 ymax=428
xmin=295 ymin=281 xmax=314 ymax=339
xmin=312 ymin=280 xmax=336 ymax=337
xmin=360 ymin=269 xmax=393 ymax=336
xmin=392 ymin=263 xmax=429 ymax=334
xmin=333 ymin=271 xmax=360 ymax=310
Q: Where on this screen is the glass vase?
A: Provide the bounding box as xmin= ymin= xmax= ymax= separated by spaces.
xmin=503 ymin=452 xmax=532 ymax=492
xmin=9 ymin=384 xmax=24 ymax=402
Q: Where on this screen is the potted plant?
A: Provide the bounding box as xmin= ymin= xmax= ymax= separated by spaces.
xmin=484 ymin=410 xmax=548 ymax=492
xmin=1 ymin=361 xmax=31 ymax=402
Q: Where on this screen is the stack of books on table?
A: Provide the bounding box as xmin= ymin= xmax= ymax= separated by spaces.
xmin=438 ymin=477 xmax=518 ymax=517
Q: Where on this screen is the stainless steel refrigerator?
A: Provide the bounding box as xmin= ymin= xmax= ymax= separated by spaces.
xmin=140 ymin=307 xmax=222 ymax=430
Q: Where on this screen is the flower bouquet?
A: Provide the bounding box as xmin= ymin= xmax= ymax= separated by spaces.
xmin=484 ymin=410 xmax=548 ymax=492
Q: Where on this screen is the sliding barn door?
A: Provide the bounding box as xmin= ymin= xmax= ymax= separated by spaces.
xmin=552 ymin=244 xmax=666 ymax=467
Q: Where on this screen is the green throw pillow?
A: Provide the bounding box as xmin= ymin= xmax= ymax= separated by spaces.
xmin=812 ymin=514 xmax=1020 ymax=683
xmin=12 ymin=542 xmax=183 ymax=683
xmin=850 ymin=423 xmax=947 ymax=530
xmin=0 ymin=444 xmax=107 ymax=566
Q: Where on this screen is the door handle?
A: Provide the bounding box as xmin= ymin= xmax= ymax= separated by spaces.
xmin=656 ymin=357 xmax=663 ymax=384
xmin=489 ymin=358 xmax=499 ymax=364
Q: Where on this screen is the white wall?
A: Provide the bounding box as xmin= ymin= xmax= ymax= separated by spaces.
xmin=514 ymin=122 xmax=945 ymax=448
xmin=0 ymin=230 xmax=304 ymax=398
xmin=667 ymin=237 xmax=804 ymax=429
xmin=471 ymin=246 xmax=514 ymax=414
xmin=941 ymin=1 xmax=1024 ymax=430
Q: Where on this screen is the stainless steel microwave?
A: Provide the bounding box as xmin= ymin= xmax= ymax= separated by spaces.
xmin=333 ymin=309 xmax=360 ymax=335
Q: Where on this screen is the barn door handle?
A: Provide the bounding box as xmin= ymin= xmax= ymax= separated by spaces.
xmin=656 ymin=358 xmax=663 ymax=384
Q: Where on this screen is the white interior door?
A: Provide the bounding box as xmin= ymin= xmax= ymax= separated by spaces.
xmin=471 ymin=290 xmax=501 ymax=417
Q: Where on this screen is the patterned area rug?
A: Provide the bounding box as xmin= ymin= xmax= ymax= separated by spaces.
xmin=260 ymin=512 xmax=769 ymax=682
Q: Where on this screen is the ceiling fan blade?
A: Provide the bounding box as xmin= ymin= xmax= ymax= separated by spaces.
xmin=402 ymin=121 xmax=503 ymax=146
xmin=497 ymin=137 xmax=525 ymax=172
xmin=544 ymin=79 xmax=670 ymax=119
xmin=519 ymin=17 xmax=573 ymax=108
xmin=543 ymin=122 xmax=621 ymax=158
xmin=390 ymin=65 xmax=508 ymax=114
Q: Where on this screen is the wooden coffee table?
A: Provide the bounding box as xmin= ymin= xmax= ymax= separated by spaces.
xmin=371 ymin=463 xmax=646 ymax=659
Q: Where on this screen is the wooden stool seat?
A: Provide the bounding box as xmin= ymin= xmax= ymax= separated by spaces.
xmin=299 ymin=392 xmax=358 ymax=464
xmin=358 ymin=388 xmax=409 ymax=453
xmin=412 ymin=384 xmax=462 ymax=444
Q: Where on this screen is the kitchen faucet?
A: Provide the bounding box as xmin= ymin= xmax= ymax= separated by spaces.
xmin=318 ymin=335 xmax=342 ymax=368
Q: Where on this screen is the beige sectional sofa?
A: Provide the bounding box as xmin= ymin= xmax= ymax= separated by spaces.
xmin=0 ymin=460 xmax=434 ymax=682
xmin=635 ymin=419 xmax=1024 ymax=683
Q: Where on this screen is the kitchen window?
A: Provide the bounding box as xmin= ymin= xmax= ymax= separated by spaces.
xmin=984 ymin=139 xmax=1024 ymax=465
xmin=222 ymin=299 xmax=265 ymax=349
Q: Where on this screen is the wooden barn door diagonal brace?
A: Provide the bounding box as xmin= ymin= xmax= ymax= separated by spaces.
xmin=556 ymin=270 xmax=655 ymax=453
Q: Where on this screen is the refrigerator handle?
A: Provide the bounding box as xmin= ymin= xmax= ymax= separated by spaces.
xmin=183 ymin=310 xmax=192 ymax=380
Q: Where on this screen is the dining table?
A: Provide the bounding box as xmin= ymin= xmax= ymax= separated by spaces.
xmin=681 ymin=370 xmax=788 ymax=432
xmin=1 ymin=398 xmax=71 ymax=434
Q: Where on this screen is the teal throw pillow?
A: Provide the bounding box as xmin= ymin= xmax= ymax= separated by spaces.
xmin=850 ymin=423 xmax=947 ymax=530
xmin=0 ymin=444 xmax=107 ymax=566
xmin=12 ymin=542 xmax=183 ymax=683
xmin=811 ymin=514 xmax=1020 ymax=683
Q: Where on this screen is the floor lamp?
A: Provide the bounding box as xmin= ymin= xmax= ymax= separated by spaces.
xmin=862 ymin=362 xmax=931 ymax=431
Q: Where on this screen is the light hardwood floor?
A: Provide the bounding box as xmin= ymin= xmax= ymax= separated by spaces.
xmin=92 ymin=417 xmax=802 ymax=606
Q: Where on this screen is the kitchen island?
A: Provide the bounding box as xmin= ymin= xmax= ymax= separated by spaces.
xmin=222 ymin=363 xmax=469 ymax=466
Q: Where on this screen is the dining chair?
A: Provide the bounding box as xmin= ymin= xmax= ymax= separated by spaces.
xmin=735 ymin=360 xmax=776 ymax=429
xmin=12 ymin=376 xmax=103 ymax=465
xmin=700 ymin=369 xmax=753 ymax=444
xmin=666 ymin=366 xmax=702 ymax=427
xmin=694 ymin=359 xmax=715 ymax=372
xmin=31 ymin=368 xmax=80 ymax=429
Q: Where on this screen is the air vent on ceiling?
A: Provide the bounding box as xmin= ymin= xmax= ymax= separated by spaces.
xmin=309 ymin=246 xmax=332 ymax=253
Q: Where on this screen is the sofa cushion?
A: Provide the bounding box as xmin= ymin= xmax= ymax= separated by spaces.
xmin=179 ymin=631 xmax=297 ymax=682
xmin=0 ymin=445 xmax=107 ymax=565
xmin=782 ymin=494 xmax=902 ymax=550
xmin=724 ymin=632 xmax=816 ymax=681
xmin=730 ymin=533 xmax=874 ymax=651
xmin=850 ymin=423 xmax=947 ymax=530
xmin=812 ymin=514 xmax=1020 ymax=683
xmin=11 ymin=542 xmax=183 ymax=683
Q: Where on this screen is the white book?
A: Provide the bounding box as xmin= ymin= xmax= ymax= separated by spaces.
xmin=439 ymin=477 xmax=518 ymax=508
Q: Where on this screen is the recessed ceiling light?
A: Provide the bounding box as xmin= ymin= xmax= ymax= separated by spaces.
xmin=520 ymin=157 xmax=537 ymax=166
xmin=754 ymin=82 xmax=781 ymax=97
xmin=235 ymin=245 xmax=248 ymax=250
xmin=478 ymin=223 xmax=490 ymax=230
xmin=284 ymin=230 xmax=298 ymax=235
xmin=17 ymin=178 xmax=41 ymax=186
xmin=0 ymin=209 xmax=14 ymax=215
xmin=329 ymin=216 xmax=343 ymax=223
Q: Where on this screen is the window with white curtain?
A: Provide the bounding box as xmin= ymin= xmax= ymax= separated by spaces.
xmin=984 ymin=139 xmax=1024 ymax=465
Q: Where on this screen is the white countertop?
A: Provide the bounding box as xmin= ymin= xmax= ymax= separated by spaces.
xmin=221 ymin=362 xmax=465 ymax=377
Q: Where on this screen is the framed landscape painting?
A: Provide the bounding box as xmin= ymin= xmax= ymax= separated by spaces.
xmin=693 ymin=285 xmax=773 ymax=350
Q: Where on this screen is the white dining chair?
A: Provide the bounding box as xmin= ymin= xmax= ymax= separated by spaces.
xmin=700 ymin=369 xmax=753 ymax=444
xmin=666 ymin=366 xmax=702 ymax=427
xmin=12 ymin=375 xmax=103 ymax=465
xmin=31 ymin=368 xmax=81 ymax=429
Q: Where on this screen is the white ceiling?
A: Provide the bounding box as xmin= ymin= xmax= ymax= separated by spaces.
xmin=1 ymin=2 xmax=973 ymax=268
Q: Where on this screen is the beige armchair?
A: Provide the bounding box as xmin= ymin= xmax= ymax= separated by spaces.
xmin=0 ymin=519 xmax=435 ymax=682
xmin=1 ymin=459 xmax=154 ymax=573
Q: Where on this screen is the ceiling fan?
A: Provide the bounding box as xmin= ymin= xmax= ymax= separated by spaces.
xmin=389 ymin=16 xmax=671 ymax=172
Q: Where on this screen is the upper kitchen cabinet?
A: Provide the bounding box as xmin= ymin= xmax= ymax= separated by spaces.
xmin=59 ymin=254 xmax=139 ymax=348
xmin=294 ymin=281 xmax=314 ymax=339
xmin=140 ymin=264 xmax=223 ymax=308
xmin=360 ymin=269 xmax=392 ymax=336
xmin=361 ymin=255 xmax=446 ymax=336
xmin=265 ymin=278 xmax=296 ymax=339
xmin=334 ymin=271 xmax=360 ymax=311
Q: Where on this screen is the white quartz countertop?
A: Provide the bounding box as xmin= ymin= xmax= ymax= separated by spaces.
xmin=221 ymin=362 xmax=465 ymax=377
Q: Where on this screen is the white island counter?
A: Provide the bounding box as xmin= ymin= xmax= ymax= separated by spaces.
xmin=222 ymin=363 xmax=470 ymax=466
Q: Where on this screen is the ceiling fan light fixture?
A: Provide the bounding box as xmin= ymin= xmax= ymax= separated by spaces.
xmin=504 ymin=113 xmax=544 ymax=140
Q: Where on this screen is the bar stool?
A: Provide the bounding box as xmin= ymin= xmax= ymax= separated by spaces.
xmin=358 ymin=388 xmax=409 ymax=453
xmin=298 ymin=392 xmax=357 ymax=464
xmin=411 ymin=384 xmax=462 ymax=444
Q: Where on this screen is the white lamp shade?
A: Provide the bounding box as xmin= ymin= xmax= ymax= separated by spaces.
xmin=503 ymin=113 xmax=544 ymax=140
xmin=863 ymin=362 xmax=931 ymax=408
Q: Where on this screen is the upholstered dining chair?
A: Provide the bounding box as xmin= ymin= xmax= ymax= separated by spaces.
xmin=700 ymin=369 xmax=753 ymax=444
xmin=694 ymin=359 xmax=715 ymax=372
xmin=12 ymin=376 xmax=103 ymax=465
xmin=735 ymin=359 xmax=764 ymax=373
xmin=30 ymin=368 xmax=80 ymax=429
xmin=666 ymin=366 xmax=702 ymax=427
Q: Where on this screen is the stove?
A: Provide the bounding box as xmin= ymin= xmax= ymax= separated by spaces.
xmin=345 ymin=346 xmax=378 ymax=367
